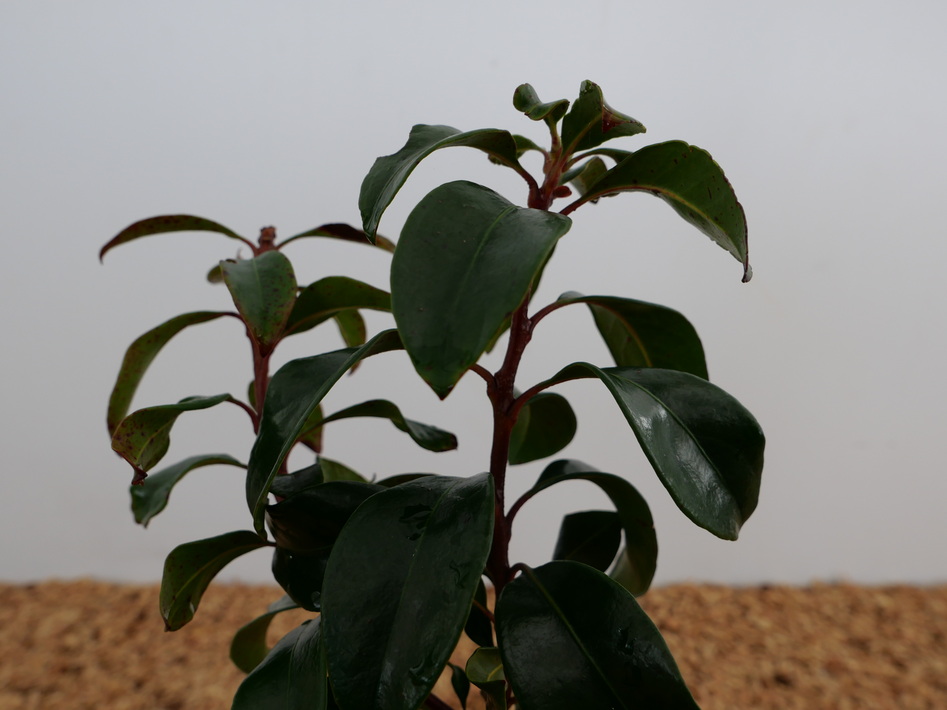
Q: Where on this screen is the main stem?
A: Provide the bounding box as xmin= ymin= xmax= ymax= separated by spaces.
xmin=486 ymin=296 xmax=533 ymax=594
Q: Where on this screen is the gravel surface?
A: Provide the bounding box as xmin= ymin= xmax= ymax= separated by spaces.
xmin=1 ymin=580 xmax=944 ymax=709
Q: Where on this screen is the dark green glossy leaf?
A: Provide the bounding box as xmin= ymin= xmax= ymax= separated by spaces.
xmin=279 ymin=222 xmax=395 ymax=252
xmin=574 ymin=140 xmax=751 ymax=281
xmin=266 ymin=481 xmax=381 ymax=554
xmin=542 ymin=364 xmax=765 ymax=540
xmin=513 ymin=83 xmax=569 ymax=124
xmin=316 ymin=399 xmax=457 ymax=453
xmin=496 ymin=561 xmax=699 ymax=710
xmin=232 ymin=618 xmax=328 ymax=710
xmin=566 ymin=156 xmax=608 ymax=196
xmin=465 ymin=578 xmax=493 ymax=648
xmin=221 ymin=251 xmax=297 ymax=352
xmin=333 ymin=309 xmax=366 ymax=348
xmin=556 ymin=292 xmax=707 ymax=378
xmin=319 ymin=457 xmax=368 ymax=483
xmin=284 ymin=276 xmax=391 ymax=337
xmin=508 ymin=392 xmax=576 ymax=465
xmin=360 ymin=125 xmax=526 ymax=239
xmin=100 ymin=214 xmax=249 ymax=261
xmin=392 ymin=181 xmax=570 ymax=397
xmin=522 ymin=460 xmax=656 ymax=595
xmin=560 ymin=80 xmax=646 ymax=154
xmin=271 ymin=548 xmax=327 ymax=613
xmin=323 ymin=474 xmax=494 ymax=710
xmin=296 ymin=403 xmax=324 ymax=454
xmin=106 ymin=311 xmax=231 ymax=435
xmin=448 ymin=662 xmax=471 ymax=710
xmin=230 ymin=595 xmax=300 ymax=673
xmin=111 ymin=394 xmax=235 ymax=484
xmin=130 ymin=453 xmax=245 ymax=527
xmin=553 ymin=511 xmax=622 ymax=572
xmin=375 ymin=472 xmax=433 ymax=488
xmin=510 ymin=134 xmax=544 ymax=157
xmin=465 ymin=647 xmax=507 ymax=710
xmin=246 ymin=330 xmax=402 ymax=535
xmin=160 ymin=531 xmax=269 ymax=631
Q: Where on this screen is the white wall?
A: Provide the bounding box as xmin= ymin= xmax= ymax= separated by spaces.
xmin=2 ymin=1 xmax=945 ymax=586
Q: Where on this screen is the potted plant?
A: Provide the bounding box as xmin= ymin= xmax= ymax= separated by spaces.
xmin=105 ymin=80 xmax=764 ymax=710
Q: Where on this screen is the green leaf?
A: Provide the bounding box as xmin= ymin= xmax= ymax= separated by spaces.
xmin=513 ymin=83 xmax=569 ymax=124
xmin=319 ymin=457 xmax=368 ymax=483
xmin=232 ymin=618 xmax=328 ymax=710
xmin=279 ymin=222 xmax=395 ymax=252
xmin=284 ymin=276 xmax=391 ymax=337
xmin=565 ymin=156 xmax=608 ymax=196
xmin=560 ymin=80 xmax=646 ymax=155
xmin=496 ymin=561 xmax=699 ymax=710
xmin=316 ymin=399 xmax=457 ymax=453
xmin=130 ymin=453 xmax=245 ymax=527
xmin=160 ymin=531 xmax=270 ymax=631
xmin=100 ymin=214 xmax=249 ymax=261
xmin=392 ymin=181 xmax=571 ymax=397
xmin=111 ymin=394 xmax=235 ymax=484
xmin=221 ymin=251 xmax=297 ymax=352
xmin=464 ymin=578 xmax=494 ymax=648
xmin=521 ymin=460 xmax=656 ymax=595
xmin=359 ymin=124 xmax=526 ymax=239
xmin=575 ymin=140 xmax=751 ymax=281
xmin=465 ymin=647 xmax=507 ymax=710
xmin=322 ymin=474 xmax=494 ymax=710
xmin=553 ymin=511 xmax=622 ymax=572
xmin=106 ymin=311 xmax=231 ymax=435
xmin=270 ymin=548 xmax=328 ymax=613
xmin=448 ymin=662 xmax=471 ymax=710
xmin=542 ymin=364 xmax=765 ymax=540
xmin=508 ymin=392 xmax=576 ymax=465
xmin=333 ymin=310 xmax=366 ymax=348
xmin=246 ymin=330 xmax=402 ymax=535
xmin=555 ymin=292 xmax=707 ymax=378
xmin=230 ymin=595 xmax=300 ymax=673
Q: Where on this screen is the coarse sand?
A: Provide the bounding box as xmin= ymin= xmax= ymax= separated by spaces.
xmin=1 ymin=580 xmax=944 ymax=709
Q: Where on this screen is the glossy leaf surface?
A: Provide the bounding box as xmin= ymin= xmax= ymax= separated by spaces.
xmin=130 ymin=453 xmax=244 ymax=527
xmin=221 ymin=251 xmax=297 ymax=352
xmin=464 ymin=578 xmax=494 ymax=649
xmin=556 ymin=292 xmax=707 ymax=378
xmin=543 ymin=365 xmax=764 ymax=540
xmin=107 ymin=311 xmax=231 ymax=435
xmin=522 ymin=460 xmax=656 ymax=595
xmin=232 ymin=618 xmax=328 ymax=710
xmin=317 ymin=399 xmax=457 ymax=452
xmin=333 ymin=309 xmax=366 ymax=348
xmin=160 ymin=531 xmax=269 ymax=631
xmin=496 ymin=561 xmax=699 ymax=710
xmin=560 ymin=80 xmax=646 ymax=154
xmin=392 ymin=181 xmax=570 ymax=397
xmin=575 ymin=140 xmax=751 ymax=281
xmin=553 ymin=510 xmax=622 ymax=572
xmin=230 ymin=595 xmax=299 ymax=673
xmin=508 ymin=392 xmax=576 ymax=464
xmin=449 ymin=663 xmax=471 ymax=710
xmin=466 ymin=647 xmax=507 ymax=710
xmin=322 ymin=474 xmax=494 ymax=710
xmin=100 ymin=214 xmax=247 ymax=260
xmin=280 ymin=222 xmax=395 ymax=252
xmin=246 ymin=330 xmax=402 ymax=534
xmin=284 ymin=276 xmax=391 ymax=337
xmin=360 ymin=124 xmax=525 ymax=238
xmin=111 ymin=394 xmax=234 ymax=484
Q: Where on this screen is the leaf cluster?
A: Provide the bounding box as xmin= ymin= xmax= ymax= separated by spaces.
xmin=104 ymin=81 xmax=763 ymax=709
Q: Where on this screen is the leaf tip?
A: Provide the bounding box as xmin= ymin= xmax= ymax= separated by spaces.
xmin=742 ymin=262 xmax=753 ymax=283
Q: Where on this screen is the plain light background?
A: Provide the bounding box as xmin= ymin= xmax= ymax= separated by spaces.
xmin=2 ymin=1 xmax=945 ymax=586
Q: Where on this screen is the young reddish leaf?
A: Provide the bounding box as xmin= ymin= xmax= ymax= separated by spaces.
xmin=220 ymin=251 xmax=297 ymax=353
xmin=107 ymin=311 xmax=232 ymax=435
xmin=569 ymin=140 xmax=751 ymax=281
xmin=359 ymin=124 xmax=527 ymax=239
xmin=160 ymin=531 xmax=270 ymax=631
xmin=392 ymin=181 xmax=570 ymax=398
xmin=100 ymin=214 xmax=251 ymax=261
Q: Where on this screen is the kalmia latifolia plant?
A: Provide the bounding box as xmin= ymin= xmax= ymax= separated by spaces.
xmin=105 ymin=81 xmax=764 ymax=710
